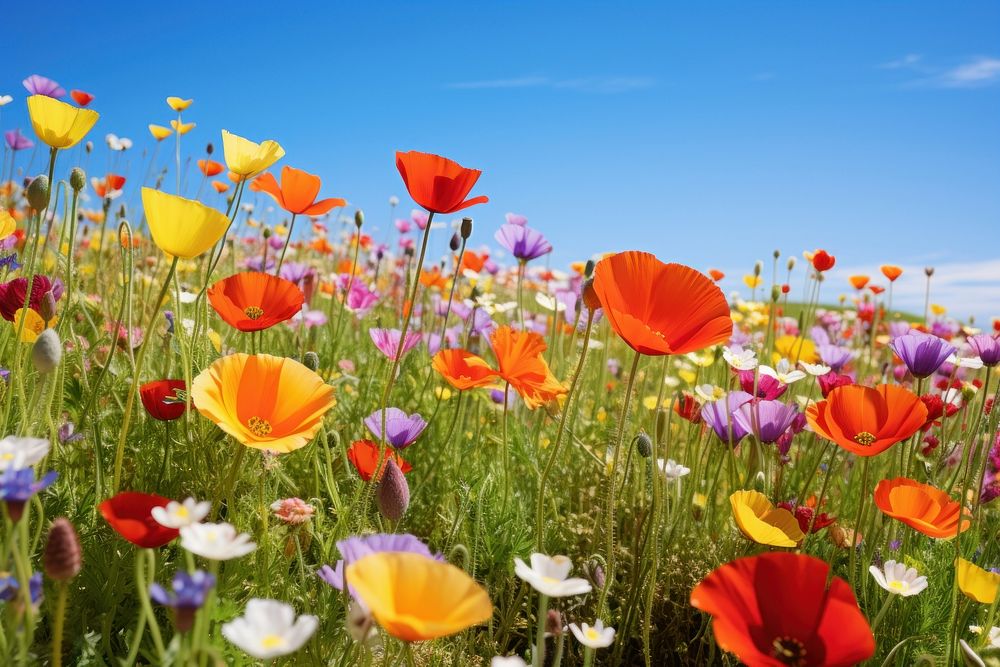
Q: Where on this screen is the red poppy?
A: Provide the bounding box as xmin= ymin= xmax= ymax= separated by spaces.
xmin=690 ymin=552 xmax=874 ymax=666
xmin=70 ymin=90 xmax=94 ymax=106
xmin=673 ymin=393 xmax=701 ymax=423
xmin=592 ymin=251 xmax=732 ymax=356
xmin=140 ymin=379 xmax=187 ymax=421
xmin=395 ymin=151 xmax=489 ymax=214
xmin=347 ymin=440 xmax=412 ymax=482
xmin=198 ymin=159 xmax=225 ymax=177
xmin=207 ymin=272 xmax=305 ymax=332
xmin=461 ymin=251 xmax=489 ymax=274
xmin=869 ymin=285 xmax=885 ymax=295
xmin=811 ymin=250 xmax=836 ymax=272
xmin=708 ymin=269 xmax=725 ymax=282
xmin=98 ymin=492 xmax=179 ymax=548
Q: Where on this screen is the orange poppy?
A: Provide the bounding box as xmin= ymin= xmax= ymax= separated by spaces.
xmin=207 ymin=272 xmax=304 ymax=332
xmin=250 ymin=165 xmax=346 ymax=216
xmin=432 ymin=349 xmax=500 ymax=390
xmin=592 ymin=251 xmax=732 ymax=356
xmin=346 ymin=440 xmax=412 ymax=481
xmin=92 ymin=173 xmax=126 ymax=198
xmin=70 ymin=89 xmax=94 ymax=107
xmin=197 ymin=159 xmax=225 ymax=177
xmin=460 ymin=251 xmax=489 ymax=274
xmin=227 ymin=171 xmax=242 ymax=183
xmin=874 ymin=477 xmax=970 ymax=539
xmin=848 ymin=275 xmax=870 ymax=290
xmin=395 ymin=150 xmax=488 ymax=214
xmin=880 ymin=264 xmax=903 ymax=282
xmin=191 ymin=353 xmax=335 ymax=453
xmin=211 ymin=180 xmax=230 ymax=194
xmin=811 ymin=249 xmax=836 ymax=272
xmin=310 ymin=237 xmax=334 ymax=254
xmin=806 ymin=384 xmax=927 ymax=456
xmin=869 ymin=285 xmax=885 ymax=295
xmin=419 ymin=266 xmax=448 ymax=290
xmin=708 ymin=269 xmax=725 ymax=282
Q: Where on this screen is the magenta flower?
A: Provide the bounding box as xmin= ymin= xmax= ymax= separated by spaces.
xmin=364 ymin=408 xmax=427 ymax=449
xmin=394 ymin=218 xmax=412 ymax=234
xmin=495 ymin=223 xmax=552 ymax=262
xmin=890 ymin=332 xmax=956 ymax=379
xmin=22 ymin=75 xmax=65 ymax=98
xmin=737 ymin=369 xmax=786 ymax=400
xmin=4 ymin=129 xmax=33 ymax=151
xmin=411 ymin=210 xmax=429 ymax=230
xmin=340 ymin=277 xmax=378 ymax=316
xmin=369 ymin=328 xmax=421 ymax=361
xmin=968 ymin=334 xmax=1000 ymax=367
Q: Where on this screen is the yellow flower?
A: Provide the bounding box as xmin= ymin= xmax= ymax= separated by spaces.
xmin=931 ymin=303 xmax=947 ymax=316
xmin=27 ymin=95 xmax=99 ymax=149
xmin=743 ymin=275 xmax=762 ymax=289
xmin=773 ymin=335 xmax=818 ymax=364
xmin=730 ymin=490 xmax=804 ymax=547
xmin=222 ymin=130 xmax=285 ymax=179
xmin=170 ymin=119 xmax=196 ymax=135
xmin=0 ymin=210 xmax=15 ymax=239
xmin=642 ymin=396 xmax=658 ymax=410
xmin=14 ymin=308 xmax=57 ymax=343
xmin=345 ymin=552 xmax=492 ymax=642
xmin=148 ymin=124 xmax=173 ymax=141
xmin=141 ymin=188 xmax=229 ymax=259
xmin=207 ymin=329 xmax=222 ymax=354
xmin=434 ymin=386 xmax=453 ymax=401
xmin=166 ymin=97 xmax=193 ymax=112
xmin=957 ymin=557 xmax=1000 ymax=604
xmin=679 ymin=369 xmax=697 ymax=385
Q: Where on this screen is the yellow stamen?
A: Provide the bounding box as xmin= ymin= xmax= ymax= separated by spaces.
xmin=247 ymin=416 xmax=272 ymax=437
xmin=244 ymin=306 xmax=264 ymax=320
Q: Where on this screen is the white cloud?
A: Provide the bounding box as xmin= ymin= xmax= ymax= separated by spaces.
xmin=445 ymin=75 xmax=654 ymax=94
xmin=879 ymin=54 xmax=922 ymax=70
xmin=446 ymin=76 xmax=549 ymax=90
xmin=937 ymin=57 xmax=1000 ymax=88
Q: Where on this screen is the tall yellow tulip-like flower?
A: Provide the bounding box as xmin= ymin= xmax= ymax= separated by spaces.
xmin=27 ymin=95 xmax=99 ymax=149
xmin=166 ymin=96 xmax=193 ymax=112
xmin=345 ymin=552 xmax=493 ymax=642
xmin=141 ymin=187 xmax=229 ymax=258
xmin=222 ymin=130 xmax=285 ymax=180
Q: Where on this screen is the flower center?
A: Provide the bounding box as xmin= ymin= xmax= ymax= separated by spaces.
xmin=247 ymin=416 xmax=272 ymax=437
xmin=889 ymin=580 xmax=907 ymax=593
xmin=772 ymin=636 xmax=807 ymax=665
xmin=853 ymin=431 xmax=876 ymax=446
xmin=260 ymin=634 xmax=286 ymax=649
xmin=585 ymin=628 xmax=601 ymax=641
xmin=244 ymin=306 xmax=264 ymax=320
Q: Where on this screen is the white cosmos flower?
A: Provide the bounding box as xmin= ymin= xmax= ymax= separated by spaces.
xmin=759 ymin=359 xmax=806 ymax=384
xmin=535 ymin=293 xmax=566 ymax=312
xmin=868 ymin=560 xmax=927 ymax=597
xmin=492 ymin=657 xmax=527 ymax=667
xmin=514 ymin=554 xmax=592 ymax=598
xmin=947 ymin=354 xmax=985 ymax=370
xmin=656 ymin=459 xmax=690 ymax=481
xmin=694 ymin=384 xmax=725 ymax=402
xmin=151 ymin=497 xmax=211 ymax=528
xmin=799 ymin=360 xmax=831 ymax=376
xmin=222 ymin=598 xmax=318 ymax=660
xmin=722 ymin=346 xmax=757 ymax=371
xmin=0 ymin=436 xmax=50 ymax=470
xmin=180 ymin=522 xmax=256 ymax=560
xmin=569 ymin=619 xmax=616 ymax=649
xmin=178 ymin=291 xmax=198 ymax=304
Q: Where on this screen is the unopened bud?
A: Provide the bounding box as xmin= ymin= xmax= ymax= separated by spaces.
xmin=303 ymin=351 xmax=320 ymax=372
xmin=85 ymin=141 xmax=93 ymax=154
xmin=753 ymin=261 xmax=762 ymax=277
xmin=39 ymin=291 xmax=57 ymax=323
xmin=786 ymin=257 xmax=796 ymax=271
xmin=773 ymin=249 xmax=780 ymax=259
xmin=354 ymin=210 xmax=364 ymax=228
xmin=925 ymin=267 xmax=935 ymax=277
xmin=69 ymin=168 xmax=86 ymax=192
xmin=584 ymin=259 xmax=595 ymax=278
xmin=262 ymin=227 xmax=272 ymax=239
xmin=752 ymin=470 xmax=766 ymax=492
xmin=389 ymin=195 xmax=399 ymax=207
xmin=32 ymin=329 xmax=62 ymax=373
xmin=545 ymin=609 xmax=563 ymax=637
xmin=26 ymin=176 xmax=49 ymax=211
xmin=449 ymin=233 xmax=460 ymax=252
xmin=460 ymin=217 xmax=473 ymax=239
xmin=205 ymin=142 xmax=214 ymax=155
xmin=635 ymin=432 xmax=652 ymax=458
xmin=376 ymin=459 xmax=409 ymax=521
xmin=771 ymin=285 xmax=781 ymax=302
xmin=43 ymin=518 xmax=83 ymax=581
xmin=582 ymin=279 xmax=601 ymax=312
xmin=586 ymin=561 xmax=606 ymax=590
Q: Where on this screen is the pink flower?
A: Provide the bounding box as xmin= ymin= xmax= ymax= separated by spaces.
xmin=338 ymin=359 xmax=356 ymax=374
xmin=270 ymin=498 xmax=316 ymax=525
xmin=369 ymin=328 xmax=422 ymax=361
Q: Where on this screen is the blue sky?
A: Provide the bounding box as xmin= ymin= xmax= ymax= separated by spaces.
xmin=5 ymin=1 xmax=1000 ymax=321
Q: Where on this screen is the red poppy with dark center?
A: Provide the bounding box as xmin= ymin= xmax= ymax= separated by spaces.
xmin=140 ymin=379 xmax=187 ymax=421
xmin=98 ymin=492 xmax=179 ymax=548
xmin=673 ymin=393 xmax=701 ymax=424
xmin=691 ymin=551 xmax=874 ymax=666
xmin=207 ymin=272 xmax=305 ymax=332
xmin=395 ymin=151 xmax=489 ymax=214
xmin=347 ymin=440 xmax=412 ymax=482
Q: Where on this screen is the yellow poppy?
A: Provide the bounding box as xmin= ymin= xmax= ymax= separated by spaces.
xmin=141 ymin=188 xmax=229 ymax=259
xmin=221 ymin=130 xmax=285 ymax=179
xmin=345 ymin=552 xmax=493 ymax=642
xmin=170 ymin=119 xmax=196 ymax=135
xmin=730 ymin=490 xmax=804 ymax=547
xmin=742 ymin=275 xmax=762 ymax=289
xmin=191 ymin=353 xmax=335 ymax=453
xmin=166 ymin=96 xmax=193 ymax=112
xmin=148 ymin=124 xmax=173 ymax=141
xmin=27 ymin=95 xmax=99 ymax=149
xmin=773 ymin=335 xmax=819 ymax=364
xmin=957 ymin=557 xmax=1000 ymax=604
xmin=14 ymin=308 xmax=57 ymax=343
xmin=0 ymin=210 xmax=15 ymax=239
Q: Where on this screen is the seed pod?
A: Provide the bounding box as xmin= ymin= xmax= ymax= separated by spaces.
xmin=460 ymin=217 xmax=473 ymax=239
xmin=26 ymin=176 xmax=49 ymax=211
xmin=449 ymin=233 xmax=460 ymax=252
xmin=69 ymin=168 xmax=86 ymax=192
xmin=545 ymin=609 xmax=563 ymax=637
xmin=43 ymin=518 xmax=83 ymax=581
xmin=635 ymin=432 xmax=652 ymax=458
xmin=39 ymin=291 xmax=58 ymax=323
xmin=376 ymin=458 xmax=410 ymax=521
xmin=32 ymin=329 xmax=62 ymax=374
xmin=354 ymin=209 xmax=364 ymax=228
xmin=205 ymin=142 xmax=214 ymax=155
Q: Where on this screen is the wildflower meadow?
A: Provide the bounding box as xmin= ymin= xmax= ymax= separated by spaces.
xmin=1 ymin=70 xmax=1000 ymax=667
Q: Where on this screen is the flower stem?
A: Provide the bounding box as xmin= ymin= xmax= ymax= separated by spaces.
xmin=50 ymin=582 xmax=68 ymax=667
xmin=532 ymin=594 xmax=549 ymax=667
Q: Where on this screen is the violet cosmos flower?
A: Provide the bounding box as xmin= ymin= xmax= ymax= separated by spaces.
xmin=817 ymin=344 xmax=852 ymax=371
xmin=890 ymin=332 xmax=956 ymax=379
xmin=316 ymin=533 xmax=442 ymax=596
xmin=495 ymin=223 xmax=552 ymax=262
xmin=968 ymin=334 xmax=1000 ymax=367
xmin=0 ymin=467 xmax=58 ymax=522
xmin=150 ymin=570 xmax=216 ymax=632
xmin=505 ymin=212 xmax=528 ymax=226
xmin=369 ymin=328 xmax=422 ymax=361
xmin=0 ymin=572 xmax=43 ymax=605
xmin=278 ymin=262 xmax=312 ymax=285
xmin=735 ymin=399 xmax=800 ymax=445
xmin=700 ymin=391 xmax=753 ymax=446
xmin=888 ymin=321 xmax=911 ymax=339
xmin=4 ymin=129 xmax=33 ymax=152
xmin=23 ymin=74 xmax=65 ymax=98
xmin=364 ymin=408 xmax=427 ymax=449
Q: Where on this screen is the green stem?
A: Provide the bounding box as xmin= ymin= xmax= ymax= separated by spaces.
xmin=532 ymin=594 xmax=549 ymax=667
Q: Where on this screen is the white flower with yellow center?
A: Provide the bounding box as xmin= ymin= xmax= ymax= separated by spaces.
xmin=759 ymin=359 xmax=807 ymax=385
xmin=868 ymin=560 xmax=927 ymax=597
xmin=695 ymin=384 xmax=726 ymax=402
xmin=151 ymin=497 xmax=211 ymax=529
xmin=799 ymin=360 xmax=832 ymax=376
xmin=722 ymin=346 xmax=757 ymax=371
xmin=491 ymin=657 xmax=527 ymax=667
xmin=514 ymin=554 xmax=592 ymax=598
xmin=0 ymin=436 xmax=49 ymax=471
xmin=569 ymin=619 xmax=616 ymax=649
xmin=222 ymin=598 xmax=318 ymax=660
xmin=180 ymin=522 xmax=256 ymax=561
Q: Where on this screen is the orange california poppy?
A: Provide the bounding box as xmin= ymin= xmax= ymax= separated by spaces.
xmin=869 ymin=285 xmax=885 ymax=295
xmin=207 ymin=272 xmax=304 ymax=332
xmin=395 ymin=151 xmax=489 ymax=214
xmin=432 ymin=349 xmax=500 ymax=390
xmin=346 ymin=440 xmax=412 ymax=481
xmin=197 ymin=159 xmax=225 ymax=177
xmin=806 ymin=384 xmax=927 ymax=456
xmin=811 ymin=250 xmax=836 ymax=272
xmin=92 ymin=173 xmax=126 ymax=198
xmin=461 ymin=251 xmax=489 ymax=274
xmin=708 ymin=269 xmax=725 ymax=282
xmin=873 ymin=477 xmax=970 ymax=539
xmin=592 ymin=251 xmax=732 ymax=356
xmin=848 ymin=275 xmax=870 ymax=290
xmin=880 ymin=264 xmax=903 ymax=282
xmin=251 ymin=165 xmax=346 ymax=216
xmin=70 ymin=89 xmax=94 ymax=107
xmin=211 ymin=181 xmax=230 ymax=194
xmin=191 ymin=353 xmax=335 ymax=453
xmin=419 ymin=266 xmax=448 ymax=290
xmin=310 ymin=237 xmax=334 ymax=255
xmin=690 ymin=552 xmax=874 ymax=666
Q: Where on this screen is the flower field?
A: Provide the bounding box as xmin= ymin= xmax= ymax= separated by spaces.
xmin=2 ymin=74 xmax=1000 ymax=666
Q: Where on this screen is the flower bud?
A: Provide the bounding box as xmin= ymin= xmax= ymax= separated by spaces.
xmin=69 ymin=168 xmax=86 ymax=192
xmin=354 ymin=210 xmax=364 ymax=228
xmin=773 ymin=249 xmax=781 ymax=259
xmin=786 ymin=257 xmax=796 ymax=271
xmin=925 ymin=267 xmax=935 ymax=277
xmin=545 ymin=609 xmax=563 ymax=637
xmin=770 ymin=285 xmax=781 ymax=303
xmin=85 ymin=141 xmax=93 ymax=154
xmin=586 ymin=561 xmax=606 ymax=590
xmin=26 ymin=176 xmax=49 ymax=211
xmin=449 ymin=233 xmax=460 ymax=252
xmin=584 ymin=259 xmax=595 ymax=278
xmin=262 ymin=227 xmax=272 ymax=239
xmin=753 ymin=261 xmax=762 ymax=277
xmin=635 ymin=432 xmax=652 ymax=458
xmin=376 ymin=458 xmax=409 ymax=521
xmin=582 ymin=279 xmax=601 ymax=312
xmin=32 ymin=329 xmax=62 ymax=374
xmin=43 ymin=518 xmax=83 ymax=581
xmin=460 ymin=217 xmax=473 ymax=239
xmin=39 ymin=291 xmax=57 ymax=323
xmin=303 ymin=351 xmax=320 ymax=372
xmin=752 ymin=470 xmax=766 ymax=492
xmin=205 ymin=142 xmax=214 ymax=155
xmin=389 ymin=195 xmax=399 ymax=207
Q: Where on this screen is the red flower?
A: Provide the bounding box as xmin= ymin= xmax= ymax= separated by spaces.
xmin=395 ymin=151 xmax=488 ymax=214
xmin=98 ymin=492 xmax=178 ymax=548
xmin=811 ymin=250 xmax=836 ymax=272
xmin=346 ymin=440 xmax=412 ymax=482
xmin=140 ymin=379 xmax=187 ymax=421
xmin=673 ymin=393 xmax=702 ymax=424
xmin=0 ymin=275 xmax=58 ymax=321
xmin=70 ymin=90 xmax=94 ymax=106
xmin=776 ymin=500 xmax=835 ymax=534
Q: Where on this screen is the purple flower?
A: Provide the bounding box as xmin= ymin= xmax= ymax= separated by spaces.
xmin=495 ymin=223 xmax=552 ymax=262
xmin=279 ymin=262 xmax=313 ymax=285
xmin=0 ymin=467 xmax=58 ymax=522
xmin=735 ymin=399 xmax=800 ymax=445
xmin=58 ymin=421 xmax=84 ymax=444
xmin=317 ymin=533 xmax=441 ymax=596
xmin=505 ymin=212 xmax=528 ymax=226
xmin=394 ymin=218 xmax=412 ymax=233
xmin=0 ymin=572 xmax=43 ymax=605
xmin=701 ymin=391 xmax=753 ymax=446
xmin=23 ymin=75 xmax=65 ymax=98
xmin=4 ymin=129 xmax=33 ymax=152
xmin=817 ymin=344 xmax=852 ymax=371
xmin=888 ymin=321 xmax=911 ymax=339
xmin=968 ymin=334 xmax=1000 ymax=367
xmin=889 ymin=332 xmax=956 ymax=379
xmin=150 ymin=570 xmax=216 ymax=610
xmin=364 ymin=408 xmax=427 ymax=449
xmin=369 ymin=328 xmax=422 ymax=361
xmin=290 ymin=309 xmax=327 ymax=328
xmin=242 ymin=256 xmax=275 ymax=272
